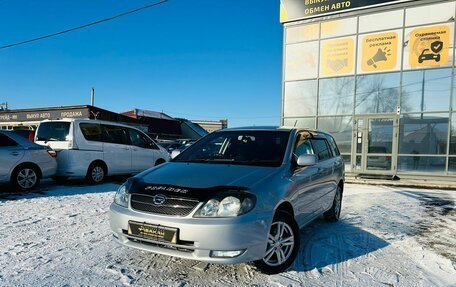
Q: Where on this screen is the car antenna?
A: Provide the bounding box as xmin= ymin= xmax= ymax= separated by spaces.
xmin=294 ymin=120 xmax=298 ymax=127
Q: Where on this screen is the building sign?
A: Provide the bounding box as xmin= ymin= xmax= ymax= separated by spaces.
xmin=409 ymin=25 xmax=450 ymax=68
xmin=360 ymin=32 xmax=399 ymax=73
xmin=320 ymin=37 xmax=355 ymax=77
xmin=280 ymin=0 xmax=414 ymax=23
xmin=0 ymin=108 xmax=89 ymax=123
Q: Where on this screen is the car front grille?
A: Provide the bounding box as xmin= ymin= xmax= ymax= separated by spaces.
xmin=130 ymin=194 xmax=200 ymax=217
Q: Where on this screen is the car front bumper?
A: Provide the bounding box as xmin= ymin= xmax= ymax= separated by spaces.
xmin=109 ymin=203 xmax=271 ymax=264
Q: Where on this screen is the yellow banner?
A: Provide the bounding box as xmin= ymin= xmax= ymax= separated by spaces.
xmin=361 ymin=32 xmax=399 ymax=72
xmin=320 ymin=37 xmax=355 ymax=77
xmin=409 ymin=25 xmax=450 ymax=68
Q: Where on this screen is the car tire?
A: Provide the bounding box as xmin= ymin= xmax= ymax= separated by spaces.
xmin=253 ymin=210 xmax=300 ymax=274
xmin=86 ymin=162 xmax=106 ymax=184
xmin=324 ymin=186 xmax=342 ymax=222
xmin=11 ymin=165 xmax=40 ymax=192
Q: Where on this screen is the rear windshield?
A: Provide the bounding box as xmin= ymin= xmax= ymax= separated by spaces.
xmin=36 ymin=122 xmax=71 ymax=142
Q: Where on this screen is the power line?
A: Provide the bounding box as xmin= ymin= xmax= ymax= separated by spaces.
xmin=0 ymin=0 xmax=169 ymax=50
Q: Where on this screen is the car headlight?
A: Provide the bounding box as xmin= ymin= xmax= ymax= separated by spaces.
xmin=114 ymin=182 xmax=131 ymax=208
xmin=195 ymin=193 xmax=256 ymax=218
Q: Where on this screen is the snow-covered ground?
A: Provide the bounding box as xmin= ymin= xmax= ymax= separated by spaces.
xmin=0 ymin=182 xmax=455 ymax=286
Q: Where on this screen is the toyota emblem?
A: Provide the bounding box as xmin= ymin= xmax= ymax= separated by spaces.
xmin=152 ymin=194 xmax=167 ymax=205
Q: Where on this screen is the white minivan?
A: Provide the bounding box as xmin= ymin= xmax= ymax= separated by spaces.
xmin=35 ymin=119 xmax=170 ymax=183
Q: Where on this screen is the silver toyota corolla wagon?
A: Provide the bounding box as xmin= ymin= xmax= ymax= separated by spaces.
xmin=110 ymin=127 xmax=345 ymax=274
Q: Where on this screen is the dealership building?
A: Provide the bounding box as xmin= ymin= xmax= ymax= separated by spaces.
xmin=280 ymin=0 xmax=456 ymax=179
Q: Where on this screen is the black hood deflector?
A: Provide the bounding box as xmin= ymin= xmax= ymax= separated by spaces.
xmin=128 ymin=177 xmax=248 ymax=201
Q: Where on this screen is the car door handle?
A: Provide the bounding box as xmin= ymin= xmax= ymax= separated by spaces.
xmin=10 ymin=152 xmax=20 ymax=156
xmin=123 ymin=148 xmax=130 ymax=150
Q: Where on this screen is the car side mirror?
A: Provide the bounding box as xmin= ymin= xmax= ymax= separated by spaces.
xmin=297 ymin=154 xmax=317 ymax=167
xmin=170 ymin=149 xmax=181 ymax=159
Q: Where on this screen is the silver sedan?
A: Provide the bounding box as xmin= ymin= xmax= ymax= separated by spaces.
xmin=0 ymin=130 xmax=57 ymax=191
xmin=110 ymin=127 xmax=345 ymax=274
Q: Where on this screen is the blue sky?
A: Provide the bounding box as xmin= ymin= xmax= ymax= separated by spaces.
xmin=0 ymin=0 xmax=283 ymax=127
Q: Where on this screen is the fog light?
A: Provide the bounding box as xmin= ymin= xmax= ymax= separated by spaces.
xmin=210 ymin=250 xmax=245 ymax=258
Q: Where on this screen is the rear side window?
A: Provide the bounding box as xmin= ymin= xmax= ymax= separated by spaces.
xmin=80 ymin=123 xmax=102 ymax=142
xmin=36 ymin=122 xmax=71 ymax=141
xmin=0 ymin=133 xmax=18 ymax=147
xmin=11 ymin=130 xmax=32 ymax=139
xmin=327 ymin=136 xmax=341 ymax=156
xmin=101 ymin=125 xmax=129 ymax=145
xmin=311 ymin=139 xmax=332 ymax=161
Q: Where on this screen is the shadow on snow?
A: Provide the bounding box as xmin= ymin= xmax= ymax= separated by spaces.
xmin=291 ymin=218 xmax=389 ymax=272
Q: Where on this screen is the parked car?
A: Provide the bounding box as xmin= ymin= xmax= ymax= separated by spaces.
xmin=159 ymin=140 xmax=196 ymax=153
xmin=0 ymin=130 xmax=57 ymax=191
xmin=34 ymin=119 xmax=170 ymax=184
xmin=110 ymin=127 xmax=344 ymax=274
xmin=159 ymin=141 xmax=183 ymax=153
xmin=175 ymin=139 xmax=196 ymax=145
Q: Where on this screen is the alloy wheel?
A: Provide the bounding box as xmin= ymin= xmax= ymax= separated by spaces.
xmin=263 ymin=221 xmax=295 ymax=267
xmin=91 ymin=166 xmax=104 ymax=183
xmin=17 ymin=168 xmax=37 ymax=189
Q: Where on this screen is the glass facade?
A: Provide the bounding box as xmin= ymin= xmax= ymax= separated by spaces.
xmin=282 ymin=0 xmax=456 ymax=176
xmin=355 ymin=73 xmax=401 ymax=114
xmin=318 ymin=77 xmax=354 ymax=116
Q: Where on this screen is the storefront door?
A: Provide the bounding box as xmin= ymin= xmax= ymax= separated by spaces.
xmin=353 ymin=116 xmax=398 ymax=174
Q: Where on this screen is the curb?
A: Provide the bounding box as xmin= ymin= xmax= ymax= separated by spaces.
xmin=345 ymin=178 xmax=456 ymax=191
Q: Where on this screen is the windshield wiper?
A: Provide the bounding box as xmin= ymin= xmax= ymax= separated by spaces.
xmin=44 ymin=138 xmax=60 ymax=143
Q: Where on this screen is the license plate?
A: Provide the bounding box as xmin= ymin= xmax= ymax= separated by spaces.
xmin=128 ymin=221 xmax=178 ymax=244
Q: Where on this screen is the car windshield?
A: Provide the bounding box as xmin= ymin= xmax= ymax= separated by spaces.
xmin=36 ymin=122 xmax=71 ymax=141
xmin=173 ymin=130 xmax=291 ymax=167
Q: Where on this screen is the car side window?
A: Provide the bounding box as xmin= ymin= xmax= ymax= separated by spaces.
xmin=143 ymin=135 xmax=159 ymax=150
xmin=80 ymin=123 xmax=102 ymax=142
xmin=0 ymin=133 xmax=18 ymax=147
xmin=128 ymin=129 xmax=147 ymax=148
xmin=101 ymin=125 xmax=129 ymax=145
xmin=327 ymin=136 xmax=340 ymax=156
xmin=311 ymin=139 xmax=332 ymax=161
xmin=293 ymin=133 xmax=315 ymax=161
xmin=128 ymin=129 xmax=159 ymax=150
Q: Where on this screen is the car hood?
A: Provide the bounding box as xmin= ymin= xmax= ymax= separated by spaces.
xmin=138 ymin=162 xmax=280 ymax=190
